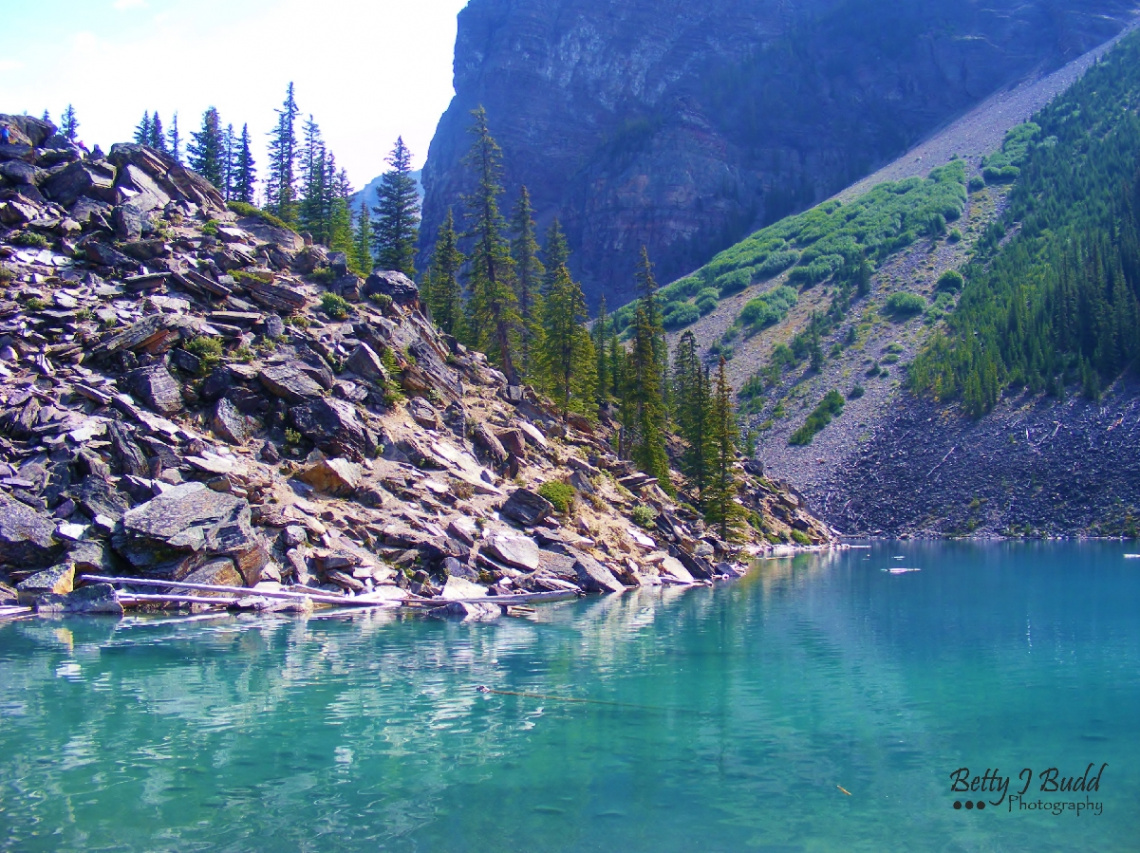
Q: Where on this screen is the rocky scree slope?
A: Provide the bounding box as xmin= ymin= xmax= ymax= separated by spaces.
xmin=0 ymin=114 xmax=829 ymax=618
xmin=420 ymin=0 xmax=1139 ymax=309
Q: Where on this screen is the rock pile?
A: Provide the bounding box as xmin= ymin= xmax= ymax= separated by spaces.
xmin=0 ymin=113 xmax=832 ymax=620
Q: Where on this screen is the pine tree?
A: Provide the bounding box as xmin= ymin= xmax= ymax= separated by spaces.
xmin=541 ymin=264 xmax=597 ymax=422
xmin=462 ymin=107 xmax=521 ymax=381
xmin=187 ymin=107 xmax=224 ymax=188
xmin=371 ymin=137 xmax=420 ymax=276
xmin=266 ymin=82 xmax=300 ymax=225
xmin=219 ymin=123 xmax=237 ymax=201
xmin=42 ymin=110 xmax=51 ymax=124
xmin=510 ymin=186 xmax=546 ymax=384
xmin=672 ymin=331 xmax=714 ymax=507
xmin=134 ymin=111 xmax=152 ymax=145
xmin=705 ymin=356 xmax=747 ymax=541
xmin=168 ymin=113 xmax=182 ymax=164
xmin=298 ymin=115 xmax=328 ymax=242
xmin=543 ymin=219 xmax=570 ymax=293
xmin=635 ymin=246 xmax=669 ymax=415
xmin=233 ymin=124 xmax=256 ymax=204
xmin=60 ymin=105 xmax=79 ymax=143
xmin=594 ymin=295 xmax=610 ymax=403
xmin=150 ymin=113 xmax=166 ymax=153
xmin=627 ymin=305 xmax=670 ymax=488
xmin=429 ymin=207 xmax=465 ymax=338
xmin=327 ymin=165 xmax=355 ymax=257
xmin=353 ymin=198 xmax=374 ymax=276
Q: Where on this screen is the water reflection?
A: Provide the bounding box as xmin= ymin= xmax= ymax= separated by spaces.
xmin=1 ymin=542 xmax=1138 ymax=852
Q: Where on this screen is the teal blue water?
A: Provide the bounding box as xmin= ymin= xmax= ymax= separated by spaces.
xmin=2 ymin=542 xmax=1139 ymax=852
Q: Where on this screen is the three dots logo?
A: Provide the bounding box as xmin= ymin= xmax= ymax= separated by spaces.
xmin=953 ymin=800 xmax=986 ymax=811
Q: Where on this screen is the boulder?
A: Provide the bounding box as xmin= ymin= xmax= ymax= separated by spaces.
xmin=16 ymin=563 xmax=75 ymax=605
xmin=235 ymin=215 xmax=305 ymax=254
xmin=111 ymin=202 xmax=148 ymax=241
xmin=427 ymin=600 xmax=500 ymax=621
xmin=259 ymin=363 xmax=324 ymax=403
xmin=570 ymin=550 xmax=625 ymax=593
xmin=659 ymin=555 xmax=696 ymax=584
xmin=299 ymin=458 xmax=361 ymax=496
xmin=0 ymin=491 xmax=63 ymax=568
xmin=483 ymin=531 xmax=541 ymax=571
xmin=36 ymin=583 xmax=123 ymax=615
xmin=447 ymin=516 xmax=479 ymax=546
xmin=473 ymin=423 xmax=508 ymax=465
xmin=362 ymin=270 xmax=419 ymax=307
xmin=42 ymin=159 xmax=117 ymax=206
xmin=500 ymin=488 xmax=554 ymax=527
xmin=288 ymin=398 xmax=371 ymax=461
xmin=407 ymin=397 xmax=440 ymax=430
xmin=345 ymin=343 xmax=388 ymax=384
xmin=180 ymin=558 xmax=243 ymax=591
xmin=116 ymin=482 xmax=267 ymax=580
xmin=125 ymin=364 xmax=183 ymax=415
xmin=440 ymin=575 xmax=490 ymax=600
xmin=443 ymin=556 xmax=480 ymax=581
xmin=0 ymin=113 xmax=57 ymax=147
xmin=211 ymin=396 xmax=250 ymax=445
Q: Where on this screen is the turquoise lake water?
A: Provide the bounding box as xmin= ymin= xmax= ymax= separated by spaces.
xmin=2 ymin=541 xmax=1138 ymax=852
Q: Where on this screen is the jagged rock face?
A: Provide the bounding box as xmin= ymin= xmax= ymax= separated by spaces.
xmin=420 ymin=0 xmax=1139 ymax=308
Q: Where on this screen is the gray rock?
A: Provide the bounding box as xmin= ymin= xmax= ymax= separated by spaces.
xmin=16 ymin=563 xmax=75 ymax=604
xmin=473 ymin=423 xmax=508 ymax=466
xmin=211 ymin=397 xmax=250 ymax=445
xmin=500 ymin=488 xmax=554 ymax=527
xmin=36 ymin=583 xmax=123 ymax=615
xmin=126 ymin=364 xmax=183 ymax=415
xmin=362 ymin=270 xmax=419 ymax=307
xmin=263 ymin=314 xmax=285 ymax=339
xmin=42 ymin=159 xmax=117 ymax=206
xmin=443 ymin=556 xmax=480 ymax=581
xmin=440 ymin=575 xmax=490 ymax=600
xmin=345 ymin=343 xmax=388 ymax=384
xmin=288 ymin=398 xmax=371 ymax=461
xmin=483 ymin=532 xmax=541 ymax=571
xmin=298 ymin=458 xmax=361 ymax=496
xmin=447 ymin=516 xmax=479 ymax=546
xmin=0 ymin=491 xmax=63 ymax=568
xmin=408 ymin=397 xmax=440 ymax=430
xmin=259 ymin=363 xmax=324 ymax=403
xmin=180 ymin=558 xmax=243 ymax=591
xmin=427 ymin=600 xmax=500 ymax=621
xmin=570 ymin=550 xmax=625 ymax=593
xmin=112 ymin=202 xmax=147 ymax=241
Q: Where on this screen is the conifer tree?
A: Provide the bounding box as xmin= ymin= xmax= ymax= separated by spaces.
xmin=298 ymin=115 xmax=328 ymax=242
xmin=353 ymin=199 xmax=374 ymax=276
xmin=60 ymin=105 xmax=78 ymax=143
xmin=429 ymin=207 xmax=465 ymax=339
xmin=541 ymin=264 xmax=597 ymax=422
xmin=704 ymin=356 xmax=747 ymax=541
xmin=672 ymin=331 xmax=714 ymax=506
xmin=635 ymin=246 xmax=669 ymax=413
xmin=42 ymin=110 xmax=51 ymax=124
xmin=187 ymin=107 xmax=225 ymax=188
xmin=594 ymin=296 xmax=610 ymax=403
xmin=220 ymin=123 xmax=237 ymax=200
xmin=462 ymin=107 xmax=521 ymax=381
xmin=168 ymin=113 xmax=182 ymax=164
xmin=627 ymin=305 xmax=670 ymax=487
xmin=134 ymin=111 xmax=152 ymax=145
xmin=266 ymin=82 xmax=300 ymax=225
xmin=542 ymin=219 xmax=570 ymax=293
xmin=150 ymin=113 xmax=166 ymax=153
xmin=510 ymin=186 xmax=546 ymax=384
xmin=371 ymin=137 xmax=420 ymax=276
xmin=233 ymin=124 xmax=256 ymax=204
xmin=327 ymin=165 xmax=355 ymax=258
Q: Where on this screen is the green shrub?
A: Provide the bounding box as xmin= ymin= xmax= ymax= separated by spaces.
xmin=848 ymin=384 xmax=865 ymax=400
xmin=201 ymin=220 xmax=219 ymax=237
xmin=232 ymin=269 xmax=275 ymax=286
xmin=369 ymin=292 xmax=393 ymax=310
xmin=320 ymin=292 xmax=350 ymax=319
xmin=0 ymin=264 xmax=14 ymax=284
xmin=788 ymin=390 xmax=845 ymax=446
xmin=662 ymin=302 xmax=700 ymax=329
xmin=738 ymin=285 xmax=798 ymax=331
xmin=883 ymin=291 xmax=926 ymax=317
xmin=790 ymin=529 xmax=812 ymax=545
xmin=947 ymin=228 xmax=963 ymax=243
xmin=968 ymin=176 xmax=986 ymax=192
xmin=13 ymin=231 xmax=49 ymax=248
xmin=936 ymin=270 xmax=964 ymax=292
xmin=310 ymin=267 xmax=336 ymax=286
xmin=631 ymin=504 xmax=657 ymax=529
xmin=716 ymin=268 xmax=751 ymax=296
xmin=185 ymin=335 xmax=223 ymax=374
xmin=538 ymin=481 xmax=577 ymax=514
xmin=227 ymin=200 xmax=291 ymax=231
xmin=24 ymin=296 xmax=47 ymax=311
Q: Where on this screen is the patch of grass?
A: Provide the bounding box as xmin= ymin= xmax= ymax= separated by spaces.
xmin=631 ymin=504 xmax=657 ymax=529
xmin=538 ymin=481 xmax=577 ymax=515
xmin=788 ymin=390 xmax=845 ymax=446
xmin=847 ymin=384 xmax=865 ymax=400
xmin=0 ymin=264 xmax=14 ymax=284
xmin=12 ymin=231 xmax=50 ymax=249
xmin=883 ymin=291 xmax=926 ymax=317
xmin=24 ymin=296 xmax=47 ymax=311
xmin=227 ymin=200 xmax=292 ymax=232
xmin=185 ymin=335 xmax=224 ymax=374
xmin=232 ymin=269 xmax=275 ymax=286
xmin=320 ymin=292 xmax=350 ymax=320
xmin=790 ymin=529 xmax=812 ymax=545
xmin=201 ymin=220 xmax=220 ymax=237
xmin=310 ymin=267 xmax=337 ymax=286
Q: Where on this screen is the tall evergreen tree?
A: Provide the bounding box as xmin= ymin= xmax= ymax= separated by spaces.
xmin=462 ymin=107 xmax=521 ymax=380
xmin=327 ymin=164 xmax=355 ymax=258
xmin=353 ymin=198 xmax=374 ymax=276
xmin=510 ymin=185 xmax=546 ymax=384
xmin=542 ymin=219 xmax=570 ymax=294
xmin=594 ymin=295 xmax=610 ymax=403
xmin=150 ymin=113 xmax=167 ymax=152
xmin=635 ymin=246 xmax=669 ymax=413
xmin=429 ymin=207 xmax=465 ymax=339
xmin=187 ymin=107 xmax=225 ymax=188
xmin=705 ymin=357 xmax=747 ymax=541
xmin=265 ymin=82 xmax=300 ymax=225
xmin=371 ymin=136 xmax=420 ymax=276
xmin=167 ymin=113 xmax=182 ymax=164
xmin=672 ymin=331 xmax=714 ymax=507
xmin=233 ymin=124 xmax=257 ymax=204
xmin=60 ymin=105 xmax=78 ymax=143
xmin=42 ymin=110 xmax=51 ymax=124
xmin=220 ymin=122 xmax=237 ymax=200
xmin=541 ymin=264 xmax=597 ymax=422
xmin=627 ymin=304 xmax=670 ymax=487
xmin=298 ymin=115 xmax=328 ymax=242
xmin=134 ymin=111 xmax=152 ymax=145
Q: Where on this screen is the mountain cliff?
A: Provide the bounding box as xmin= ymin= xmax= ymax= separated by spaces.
xmin=420 ymin=0 xmax=1139 ymax=309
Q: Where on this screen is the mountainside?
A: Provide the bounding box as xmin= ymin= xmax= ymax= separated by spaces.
xmin=664 ymin=28 xmax=1140 ymax=538
xmin=0 ymin=113 xmax=831 ymax=617
xmin=420 ymin=0 xmax=1139 ymax=309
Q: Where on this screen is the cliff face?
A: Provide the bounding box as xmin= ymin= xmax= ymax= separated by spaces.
xmin=420 ymin=0 xmax=1138 ymax=308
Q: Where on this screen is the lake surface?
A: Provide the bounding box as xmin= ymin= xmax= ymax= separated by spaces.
xmin=2 ymin=542 xmax=1138 ymax=852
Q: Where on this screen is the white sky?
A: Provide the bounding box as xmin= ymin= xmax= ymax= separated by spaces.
xmin=2 ymin=0 xmax=469 ymax=191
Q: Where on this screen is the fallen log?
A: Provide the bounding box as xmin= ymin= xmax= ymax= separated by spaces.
xmin=82 ymin=574 xmax=409 ymax=608
xmin=401 ymin=590 xmax=582 ymax=607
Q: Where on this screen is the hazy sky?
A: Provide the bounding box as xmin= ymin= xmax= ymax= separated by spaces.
xmin=2 ymin=0 xmax=469 ymax=190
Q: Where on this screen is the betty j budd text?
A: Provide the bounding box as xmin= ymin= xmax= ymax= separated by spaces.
xmin=949 ymin=763 xmax=1107 ymax=809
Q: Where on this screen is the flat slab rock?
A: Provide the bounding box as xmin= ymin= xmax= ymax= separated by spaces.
xmin=482 ymin=531 xmax=540 ymax=571
xmin=500 ymin=488 xmax=554 ymax=527
xmin=0 ymin=491 xmax=64 ymax=568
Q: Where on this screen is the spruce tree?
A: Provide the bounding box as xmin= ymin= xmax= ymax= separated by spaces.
xmin=60 ymin=105 xmax=78 ymax=143
xmin=627 ymin=305 xmax=670 ymax=488
xmin=635 ymin=246 xmax=669 ymax=413
xmin=168 ymin=113 xmax=182 ymax=164
xmin=233 ymin=124 xmax=256 ymax=204
xmin=429 ymin=207 xmax=465 ymax=339
xmin=705 ymin=356 xmax=747 ymax=541
xmin=372 ymin=137 xmax=420 ymax=276
xmin=187 ymin=107 xmax=225 ymax=189
xmin=220 ymin=123 xmax=237 ymax=200
xmin=594 ymin=296 xmax=610 ymax=403
xmin=353 ymin=199 xmax=374 ymax=276
xmin=266 ymin=82 xmax=300 ymax=225
xmin=134 ymin=111 xmax=152 ymax=145
xmin=542 ymin=219 xmax=570 ymax=293
xmin=327 ymin=165 xmax=355 ymax=258
xmin=462 ymin=107 xmax=521 ymax=381
xmin=673 ymin=331 xmax=714 ymax=507
xmin=298 ymin=115 xmax=327 ymax=242
xmin=541 ymin=264 xmax=597 ymax=422
xmin=510 ymin=186 xmax=546 ymax=384
xmin=150 ymin=113 xmax=167 ymax=153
